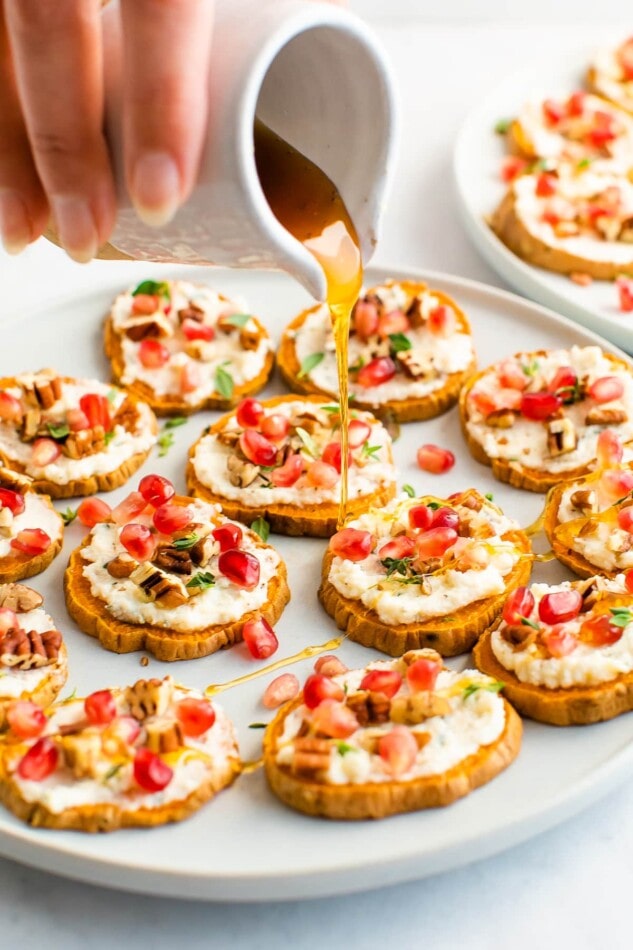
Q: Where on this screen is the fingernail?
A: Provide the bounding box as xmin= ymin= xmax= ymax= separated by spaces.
xmin=132 ymin=151 xmax=181 ymax=227
xmin=50 ymin=196 xmax=98 ymax=264
xmin=0 ymin=189 xmax=31 ymax=255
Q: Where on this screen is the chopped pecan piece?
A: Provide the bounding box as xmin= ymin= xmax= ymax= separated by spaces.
xmin=390 ymin=692 xmax=451 ymax=724
xmin=145 ymin=718 xmax=184 ymax=754
xmin=130 ymin=563 xmax=189 ymax=608
xmin=124 ymin=677 xmax=174 ymax=719
xmin=607 ymin=530 xmax=633 ymax=554
xmin=227 ymin=453 xmax=260 ymax=488
xmin=239 ymin=325 xmax=263 ymax=350
xmin=171 ymin=521 xmax=211 ymax=542
xmin=574 ymin=577 xmax=603 ymax=612
xmin=569 ymin=489 xmax=596 ymax=514
xmin=405 ymin=295 xmax=426 ymax=328
xmin=578 ymin=519 xmax=598 ymax=537
xmin=619 ymin=218 xmax=633 ymax=243
xmin=59 ymin=730 xmax=104 ymax=779
xmin=585 ymin=406 xmax=628 ymax=425
xmin=190 ymin=534 xmax=218 ymax=567
xmin=500 ymin=624 xmax=536 ymax=650
xmin=114 ymin=397 xmax=140 ymax=432
xmin=216 ymin=312 xmax=239 ymax=334
xmin=0 ymin=508 xmax=13 ymax=535
xmin=106 ymin=556 xmax=136 ymax=579
xmin=216 ymin=428 xmax=240 ymax=448
xmin=397 ymin=648 xmax=443 ymax=671
xmin=485 ymin=409 xmax=516 ymax=429
xmin=547 ymin=417 xmax=578 ymax=456
xmin=413 ymin=730 xmax=432 ymax=750
xmin=184 ymin=340 xmax=213 ymax=361
xmin=345 ymin=690 xmax=391 ymax=726
xmin=290 ymin=737 xmax=331 ymax=779
xmin=153 ymin=546 xmax=194 ymax=575
xmin=0 ymin=583 xmax=43 ymax=612
xmin=455 ymin=489 xmax=484 ymax=512
xmin=33 ymin=377 xmax=62 ymax=410
xmin=0 ymin=468 xmax=31 ymax=492
xmin=64 ymin=425 xmax=106 ymax=459
xmin=177 ymin=304 xmax=205 ymax=324
xmin=0 ymin=627 xmax=61 ymax=669
xmin=396 ymin=349 xmax=436 ymax=380
xmin=20 ymin=408 xmax=42 ymax=442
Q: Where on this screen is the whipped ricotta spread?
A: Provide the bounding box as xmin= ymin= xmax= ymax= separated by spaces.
xmin=275 ymin=663 xmax=506 ymax=784
xmin=191 ymin=400 xmax=396 ymax=506
xmin=328 ymin=494 xmax=523 ymax=626
xmin=0 ymin=607 xmax=66 ymax=700
xmin=0 ymin=492 xmax=62 ymax=557
xmin=292 ymin=286 xmax=474 ymax=405
xmin=467 ymin=346 xmax=633 ymax=474
xmin=80 ymin=499 xmax=280 ymax=632
xmin=111 ymin=280 xmax=272 ymax=404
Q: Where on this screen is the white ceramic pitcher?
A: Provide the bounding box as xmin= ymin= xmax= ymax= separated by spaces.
xmin=92 ymin=0 xmax=397 ymax=300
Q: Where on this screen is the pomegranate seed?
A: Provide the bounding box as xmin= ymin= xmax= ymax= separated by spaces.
xmin=314 ymin=655 xmax=348 ymax=677
xmin=11 ymin=528 xmax=51 ymax=556
xmin=176 ymin=698 xmax=216 ymax=736
xmin=500 ymin=156 xmax=528 ymax=182
xmin=242 ymin=616 xmax=278 ymax=658
xmin=536 ymin=173 xmax=557 ymax=197
xmin=567 ymin=91 xmax=587 ymax=117
xmin=236 ymin=398 xmax=265 ymax=428
xmin=596 ymin=429 xmax=623 ymax=468
xmin=77 ymin=497 xmax=112 ymax=527
xmin=360 ymin=669 xmax=402 ymax=698
xmin=520 ymin=392 xmax=562 ymax=420
xmin=617 ymin=277 xmax=633 ymax=313
xmin=306 ymin=460 xmax=338 ymax=488
xmin=416 ymin=444 xmax=455 ymax=474
xmin=271 ymin=453 xmax=304 ymax=487
xmin=131 ymin=293 xmax=159 ymax=315
xmin=180 ymin=362 xmax=202 ymax=394
xmin=407 ymin=657 xmax=441 ymax=692
xmin=322 ymin=441 xmax=352 ymax=475
xmin=618 ymin=505 xmax=633 ymax=533
xmin=120 ymin=523 xmax=156 ymax=561
xmin=379 ymin=536 xmax=416 ymax=560
xmin=428 ymin=306 xmax=457 ymax=337
xmin=329 ymin=527 xmax=374 ymax=561
xmin=79 ymin=393 xmax=112 ymax=430
xmin=310 ymin=699 xmax=358 ymax=739
xmin=138 ymin=473 xmax=175 ymax=508
xmin=212 ymin=522 xmax=243 ymax=552
xmin=17 ymin=737 xmax=58 ymax=782
xmin=67 ymin=408 xmax=90 ymax=431
xmin=0 ymin=487 xmax=25 ymax=515
xmin=589 ymin=376 xmax=625 ymax=404
xmin=542 ymin=626 xmax=578 ymax=658
xmin=502 ymin=587 xmax=535 ymax=625
xmin=378 ymin=309 xmax=410 ymax=338
xmin=0 ymin=390 xmax=23 ymax=422
xmin=239 ymin=430 xmax=277 ymax=466
xmin=498 ymin=360 xmax=528 ymax=391
xmin=409 ymin=505 xmax=433 ymax=531
xmin=218 ymin=549 xmax=261 ymax=589
xmin=31 ymin=438 xmax=61 ymax=467
xmin=84 ymin=689 xmax=117 ymax=726
xmin=415 ymin=527 xmax=458 ymax=559
xmin=138 ymin=339 xmax=170 ymax=369
xmin=152 ymin=503 xmax=192 ymax=535
xmin=538 ymin=590 xmax=582 ymax=625
xmin=625 ymin=569 xmax=633 ymax=594
xmin=6 ymin=701 xmax=46 ymax=739
xmin=107 ymin=716 xmax=141 ymax=747
xmin=431 ymin=506 xmax=460 ymax=531
xmin=133 ymin=747 xmax=173 ymax=792
xmin=262 ymin=673 xmax=300 ymax=709
xmin=356 ymin=356 xmax=397 ymax=388
xmin=260 ymin=414 xmax=290 ymax=442
xmin=181 ymin=318 xmax=214 ymax=342
xmin=303 ymin=673 xmax=345 ymax=709
xmin=542 ymin=98 xmax=565 ymax=125
xmin=348 ymin=419 xmax=372 ymax=449
xmin=378 ymin=726 xmax=417 ymax=777
xmin=0 ymin=607 xmax=19 ymax=633
xmin=580 ymin=613 xmax=623 ymax=647
xmin=111 ymin=491 xmax=148 ymax=525
xmin=587 ymin=127 xmax=616 ymax=148
xmin=548 ymin=366 xmax=578 ymax=401
xmin=542 ymin=210 xmax=562 ymax=227
xmin=599 ymin=469 xmax=633 ymax=501
xmin=570 ymin=272 xmax=593 ymax=287
xmin=353 ymin=299 xmax=380 ymax=340
xmin=469 ymin=389 xmax=498 ymax=416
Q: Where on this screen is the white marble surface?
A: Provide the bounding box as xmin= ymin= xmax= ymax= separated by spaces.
xmin=1 ymin=18 xmax=632 ymax=950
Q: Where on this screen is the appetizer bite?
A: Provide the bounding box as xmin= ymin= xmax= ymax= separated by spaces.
xmin=0 ymin=469 xmax=63 ymax=582
xmin=319 ymin=490 xmax=532 ymax=657
xmin=492 ymin=167 xmax=633 ymax=280
xmin=186 ymin=395 xmax=397 ymax=537
xmin=0 ymin=370 xmax=157 ymax=498
xmin=264 ymin=651 xmax=521 ymax=819
xmin=64 ymin=475 xmax=290 ymax=661
xmin=588 ymin=37 xmax=633 ymax=116
xmin=277 ymin=280 xmax=476 ymax=423
xmin=474 ymin=575 xmax=633 ymax=725
xmin=0 ymin=583 xmax=67 ymax=728
xmin=105 ymin=278 xmax=274 ymax=415
xmin=0 ymin=676 xmax=239 ymax=831
xmin=460 ymin=345 xmax=633 ymax=491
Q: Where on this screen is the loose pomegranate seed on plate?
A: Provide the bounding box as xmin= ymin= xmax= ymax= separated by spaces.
xmin=17 ymin=737 xmax=58 ymax=781
xmin=416 ymin=444 xmax=455 ymax=474
xmin=236 ymin=398 xmax=265 ymax=429
xmin=239 ymin=430 xmax=278 ymax=467
xmin=262 ymin=673 xmax=300 ymax=709
xmin=409 ymin=505 xmax=433 ymax=531
xmin=31 ymin=437 xmax=62 ymax=467
xmin=617 ymin=277 xmax=633 ymax=313
xmin=84 ymin=689 xmax=117 ymax=726
xmin=79 ymin=393 xmax=112 ymax=431
xmin=542 ymin=626 xmax=578 ymax=658
xmin=138 ymin=474 xmax=175 ymax=508
xmin=67 ymin=408 xmax=90 ymax=431
xmin=139 ymin=339 xmax=170 ymax=369
xmin=599 ymin=469 xmax=633 ymax=501
xmin=589 ymin=376 xmax=625 ymax=404
xmin=538 ymin=590 xmax=582 ymax=625
xmin=406 ymin=657 xmax=441 ymax=692
xmin=314 ymin=655 xmax=348 ymax=677
xmin=10 ymin=528 xmax=51 ymax=556
xmin=431 ymin=506 xmax=460 ymax=531
xmin=329 ymin=527 xmax=374 ymax=561
xmin=180 ymin=362 xmax=202 ymax=395
xmin=415 ymin=526 xmax=458 ymax=559
xmin=378 ymin=309 xmax=410 ymax=338
xmin=428 ymin=306 xmax=457 ymax=337
xmin=353 ymin=299 xmax=380 ymax=340
xmin=6 ymin=701 xmax=46 ymax=739
xmin=271 ymin=454 xmax=304 ymax=487
xmin=242 ymin=616 xmax=278 ymax=658
xmin=212 ymin=522 xmax=243 ymax=552
xmin=260 ymin=414 xmax=290 ymax=442
xmin=359 ymin=669 xmax=402 ymax=699
xmin=0 ymin=607 xmax=19 ymax=633
xmin=347 ymin=419 xmax=372 ymax=448
xmin=182 ymin=318 xmax=214 ymax=342
xmin=303 ymin=673 xmax=345 ymax=709
xmin=520 ymin=392 xmax=562 ymax=421
xmin=596 ymin=429 xmax=623 ymax=468
xmin=379 ymin=536 xmax=416 ymax=561
xmin=580 ymin=613 xmax=624 ymax=647
xmin=0 ymin=487 xmax=25 ymax=515
xmin=120 ymin=523 xmax=156 ymax=561
xmin=152 ymin=503 xmax=192 ymax=535
xmin=176 ymin=698 xmax=216 ymax=736
xmin=0 ymin=390 xmax=23 ymax=422
xmin=356 ymin=356 xmax=397 ymax=388
xmin=218 ymin=550 xmax=261 ymax=589
xmin=133 ymin=747 xmax=173 ymax=792
xmin=306 ymin=459 xmax=338 ymax=489
xmin=378 ymin=726 xmax=417 ymax=777
xmin=502 ymin=587 xmax=535 ymax=625
xmin=131 ymin=293 xmax=159 ymax=315
xmin=77 ymin=496 xmax=112 ymax=528
xmin=310 ymin=698 xmax=358 ymax=739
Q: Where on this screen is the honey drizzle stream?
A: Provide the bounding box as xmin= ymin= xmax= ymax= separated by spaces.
xmin=254 ymin=120 xmax=363 ymax=525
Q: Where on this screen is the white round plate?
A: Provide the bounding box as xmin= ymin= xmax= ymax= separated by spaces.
xmin=454 ymin=37 xmax=633 ymax=355
xmin=1 ymin=264 xmax=632 ymax=902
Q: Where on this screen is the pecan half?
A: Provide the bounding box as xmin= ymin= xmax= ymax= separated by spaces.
xmin=390 ymin=692 xmax=451 ymax=724
xmin=124 ymin=677 xmax=174 ymax=719
xmin=396 ymin=349 xmax=437 ymax=380
xmin=130 ymin=563 xmax=189 ymax=608
xmin=0 ymin=627 xmax=61 ymax=669
xmin=0 ymin=583 xmax=43 ymax=612
xmin=63 ymin=425 xmax=106 ymax=459
xmin=239 ymin=325 xmax=263 ymax=351
xmin=227 ymin=453 xmax=260 ymax=488
xmin=290 ymin=737 xmax=331 ymax=779
xmin=569 ymin=489 xmax=596 ymax=514
xmin=345 ymin=690 xmax=391 ymax=726
xmin=106 ymin=556 xmax=136 ymax=579
xmin=153 ymin=546 xmax=194 ymax=575
xmin=585 ymin=406 xmax=628 ymax=426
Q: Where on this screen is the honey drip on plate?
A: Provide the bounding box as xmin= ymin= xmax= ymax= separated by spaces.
xmin=254 ymin=119 xmax=363 ymax=525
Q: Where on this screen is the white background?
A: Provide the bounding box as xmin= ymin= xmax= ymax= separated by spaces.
xmin=352 ymin=0 xmax=631 ymax=22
